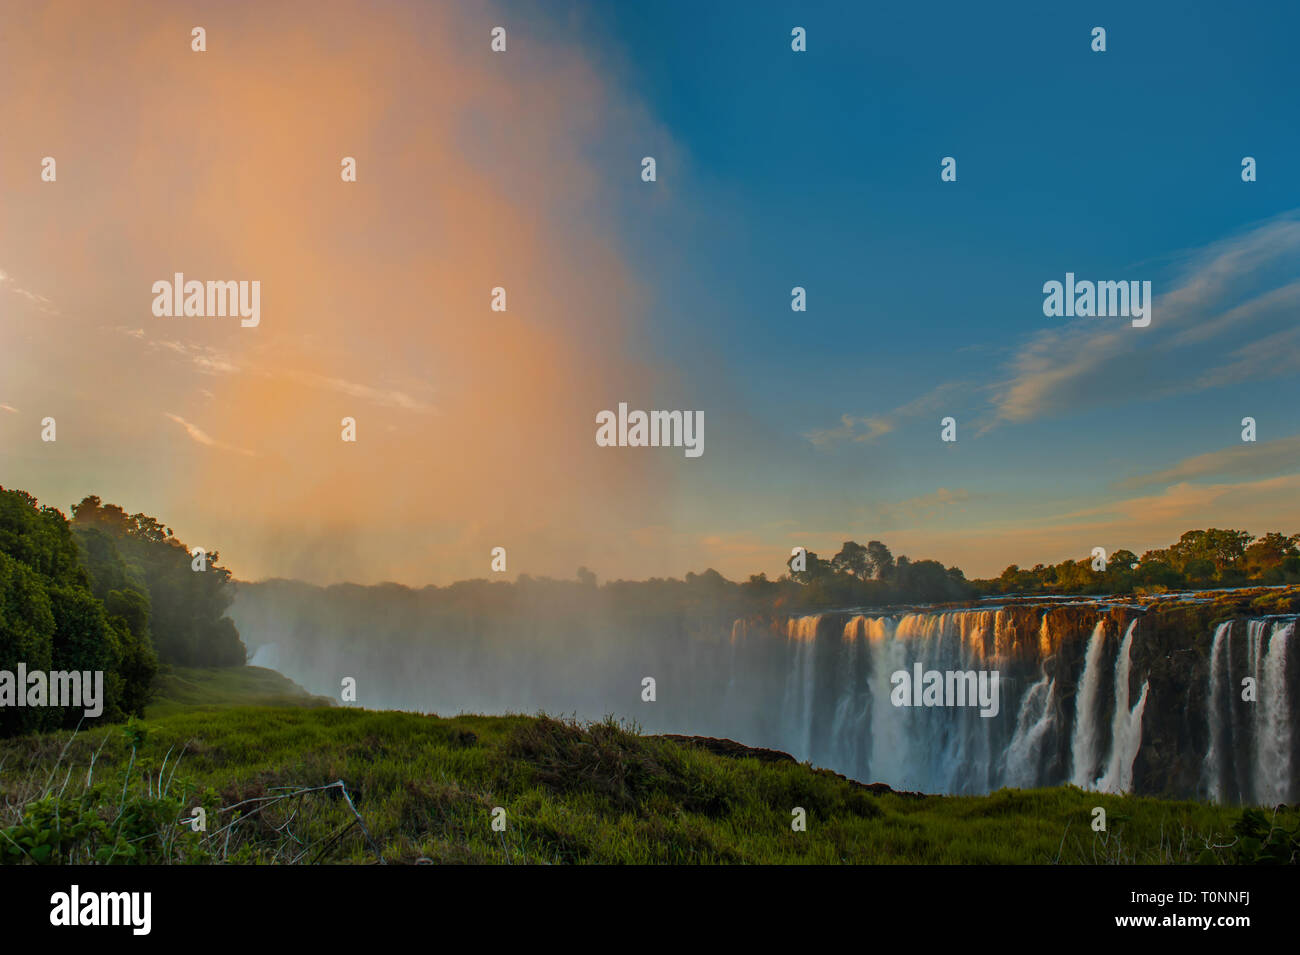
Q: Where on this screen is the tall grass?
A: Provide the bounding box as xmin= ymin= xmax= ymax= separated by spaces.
xmin=2 ymin=700 xmax=1291 ymax=864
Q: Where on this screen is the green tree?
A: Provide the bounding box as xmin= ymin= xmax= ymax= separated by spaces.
xmin=0 ymin=552 xmax=58 ymax=735
xmin=866 ymin=540 xmax=895 ymax=579
xmin=1169 ymin=529 xmax=1251 ymax=574
xmin=1243 ymin=533 xmax=1299 ymax=578
xmin=71 ymin=496 xmax=245 ymax=667
xmin=831 ymin=541 xmax=869 ymax=579
xmin=0 ymin=488 xmax=159 ymax=736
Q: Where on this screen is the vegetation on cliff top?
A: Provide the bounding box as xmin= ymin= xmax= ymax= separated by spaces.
xmin=769 ymin=529 xmax=1300 ymax=609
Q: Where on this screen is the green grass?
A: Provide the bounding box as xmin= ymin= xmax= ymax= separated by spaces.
xmin=0 ymin=667 xmax=1294 ymax=864
xmin=144 ymin=665 xmax=334 ymax=718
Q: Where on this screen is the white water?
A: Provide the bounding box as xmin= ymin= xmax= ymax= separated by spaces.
xmin=765 ymin=609 xmax=1294 ymax=801
xmin=1256 ymin=620 xmax=1294 ymax=805
xmin=769 ymin=611 xmax=1165 ymax=796
xmin=1003 ymin=672 xmax=1056 ymax=787
xmin=1002 ymin=616 xmax=1058 ymax=787
xmin=780 ymin=616 xmax=821 ymax=757
xmin=1250 ymin=620 xmax=1266 ymax=682
xmin=1202 ymin=616 xmax=1297 ymax=805
xmin=1097 ymin=620 xmax=1148 ymax=793
xmin=828 ymin=620 xmax=866 ymax=771
xmin=1069 ymin=622 xmax=1108 ymax=787
xmin=1201 ymin=622 xmax=1232 ymax=802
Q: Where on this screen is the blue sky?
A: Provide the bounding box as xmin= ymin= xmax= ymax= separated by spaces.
xmin=545 ymin=0 xmax=1300 ymax=576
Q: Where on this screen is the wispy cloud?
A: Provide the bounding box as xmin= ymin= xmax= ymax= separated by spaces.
xmin=988 ymin=213 xmax=1300 ymax=427
xmin=800 ymin=210 xmax=1300 ymax=441
xmin=1119 ymin=434 xmax=1300 ymax=490
xmin=1054 ymin=473 xmax=1300 ymax=528
xmin=0 ymin=268 xmax=58 ymax=315
xmin=280 ymin=370 xmax=437 ymax=414
xmin=805 ymin=383 xmax=963 ymax=449
xmin=805 ymin=216 xmax=1300 ymax=448
xmin=151 ymin=339 xmax=240 ymax=375
xmin=163 ymin=413 xmax=256 ymax=457
xmin=805 ymin=412 xmax=894 ymax=447
xmin=112 ymin=327 xmax=435 ymax=413
xmin=891 ymin=486 xmax=971 ymax=520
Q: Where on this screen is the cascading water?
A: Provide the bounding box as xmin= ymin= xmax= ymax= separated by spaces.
xmin=1201 ymin=616 xmax=1297 ymax=804
xmin=1201 ymin=621 xmax=1232 ymax=802
xmin=1069 ymin=622 xmax=1108 ymax=788
xmin=754 ymin=607 xmax=1296 ymax=803
xmin=1256 ymin=619 xmax=1293 ymax=805
xmin=828 ymin=618 xmax=867 ymax=771
xmin=1096 ymin=620 xmax=1148 ymax=794
xmin=1001 ymin=617 xmax=1057 ymax=788
xmin=779 ymin=616 xmax=821 ymax=757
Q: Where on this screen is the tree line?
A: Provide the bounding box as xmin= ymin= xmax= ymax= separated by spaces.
xmin=710 ymin=529 xmax=1300 ymax=610
xmin=985 ymin=529 xmax=1300 ymax=596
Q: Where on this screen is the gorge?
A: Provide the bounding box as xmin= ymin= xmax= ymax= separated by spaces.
xmin=232 ymin=581 xmax=1298 ymax=805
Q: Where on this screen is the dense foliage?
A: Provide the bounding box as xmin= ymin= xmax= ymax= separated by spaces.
xmin=760 ymin=530 xmax=1300 ymax=606
xmin=0 ymin=487 xmax=248 ymax=737
xmin=71 ymin=496 xmax=245 ymax=666
xmin=981 ymin=528 xmax=1300 ymax=597
xmin=0 ymin=487 xmax=156 ymax=735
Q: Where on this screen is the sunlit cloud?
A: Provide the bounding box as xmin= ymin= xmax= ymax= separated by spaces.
xmin=989 ymin=213 xmax=1300 ymax=427
xmin=1119 ymin=434 xmax=1300 ymax=490
xmin=806 ymin=383 xmax=964 ymax=448
xmin=0 ymin=268 xmax=58 ymax=314
xmin=163 ymin=413 xmax=257 ymax=457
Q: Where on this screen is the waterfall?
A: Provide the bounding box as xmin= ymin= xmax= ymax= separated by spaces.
xmin=867 ymin=615 xmax=913 ymax=788
xmin=1004 ymin=668 xmax=1056 ymax=787
xmin=1069 ymin=622 xmax=1108 ymax=787
xmin=1256 ymin=620 xmax=1294 ymax=805
xmin=767 ymin=609 xmax=1174 ymax=796
xmin=1202 ymin=621 xmax=1232 ymax=802
xmin=829 ymin=618 xmax=866 ymax=772
xmin=1198 ymin=615 xmax=1298 ymax=805
xmin=1002 ymin=617 xmax=1057 ymax=788
xmin=1250 ymin=619 xmax=1266 ymax=682
xmin=234 ymin=571 xmax=1300 ymax=804
xmin=1097 ymin=620 xmax=1148 ymax=794
xmin=780 ymin=616 xmax=821 ymax=758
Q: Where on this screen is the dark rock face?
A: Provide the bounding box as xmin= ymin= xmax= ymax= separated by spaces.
xmin=1128 ymin=594 xmax=1300 ymax=804
xmin=716 ymin=589 xmax=1299 ymax=803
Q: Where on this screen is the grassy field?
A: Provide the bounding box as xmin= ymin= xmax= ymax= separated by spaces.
xmin=0 ymin=666 xmax=1294 ymax=864
xmin=145 ymin=664 xmax=335 ymax=718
